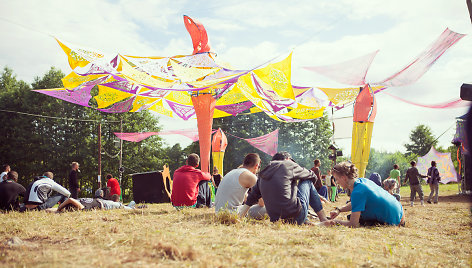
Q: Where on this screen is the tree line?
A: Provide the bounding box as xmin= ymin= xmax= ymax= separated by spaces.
xmin=0 ymin=66 xmax=458 ymax=201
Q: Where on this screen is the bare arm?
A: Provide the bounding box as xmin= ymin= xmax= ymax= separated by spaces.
xmin=57 ymin=198 xmax=84 ymax=212
xmin=329 ymin=202 xmax=352 ymax=219
xmin=239 ymin=171 xmax=257 ymax=189
xmin=335 ymin=211 xmax=361 ymax=228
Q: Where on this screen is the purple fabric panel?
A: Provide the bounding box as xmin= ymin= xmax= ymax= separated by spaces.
xmin=166 ymin=100 xmax=196 ymax=120
xmin=34 ymin=86 xmax=93 ymax=107
xmin=98 ymin=97 xmax=135 ymax=113
xmin=215 ymin=101 xmax=253 ymax=115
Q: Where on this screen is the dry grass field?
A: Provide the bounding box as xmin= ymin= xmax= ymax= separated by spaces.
xmin=0 ymin=184 xmax=470 ymax=267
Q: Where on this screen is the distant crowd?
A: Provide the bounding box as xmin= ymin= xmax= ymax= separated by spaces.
xmin=1 ymin=152 xmax=442 ymax=227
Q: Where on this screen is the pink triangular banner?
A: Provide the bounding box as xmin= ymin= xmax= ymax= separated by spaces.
xmin=244 ymin=129 xmax=279 ymax=156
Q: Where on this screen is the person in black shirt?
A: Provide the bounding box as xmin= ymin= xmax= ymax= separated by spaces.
xmin=211 ymin=166 xmax=222 ymax=193
xmin=404 ymin=161 xmax=427 ymax=206
xmin=68 ymin=162 xmax=80 ymax=199
xmin=0 ymin=171 xmax=26 ymax=211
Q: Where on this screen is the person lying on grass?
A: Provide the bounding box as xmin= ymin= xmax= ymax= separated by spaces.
xmin=214 ymin=153 xmax=267 ymax=219
xmin=47 ymin=194 xmax=136 ymax=212
xmin=330 ymin=162 xmax=405 ymax=227
xmin=240 ymin=151 xmax=333 ymax=226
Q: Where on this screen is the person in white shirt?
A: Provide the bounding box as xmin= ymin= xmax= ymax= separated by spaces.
xmin=24 ymin=172 xmax=70 ymax=211
xmin=215 ymin=153 xmax=266 ymax=218
xmin=1 ymin=164 xmax=11 ymax=181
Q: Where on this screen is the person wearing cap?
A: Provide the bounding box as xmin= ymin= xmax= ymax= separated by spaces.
xmin=242 ymin=152 xmax=332 ymax=226
xmin=69 ymin=162 xmax=80 ymax=199
xmin=0 ymin=171 xmax=26 ymax=211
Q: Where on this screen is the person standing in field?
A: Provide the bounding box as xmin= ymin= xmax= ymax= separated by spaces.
xmin=427 ymin=161 xmax=441 ymax=204
xmin=68 ymin=162 xmax=80 ymax=199
xmin=211 ymin=166 xmax=222 ymax=194
xmin=404 ymin=161 xmax=427 ymax=206
xmin=387 ymin=164 xmax=401 ymax=194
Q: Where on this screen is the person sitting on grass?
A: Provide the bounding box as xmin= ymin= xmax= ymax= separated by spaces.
xmin=330 ymin=162 xmax=404 ymax=227
xmin=215 ymin=153 xmax=266 ymax=218
xmin=171 ymin=153 xmax=212 ymax=209
xmin=24 ymin=172 xmax=70 ymax=211
xmin=383 ymin=179 xmax=401 ymax=201
xmin=404 ymin=161 xmax=427 ymax=206
xmin=0 ymin=171 xmax=26 ymax=211
xmin=106 ymin=174 xmax=121 ymax=199
xmin=241 ymin=152 xmax=333 ymax=226
xmin=311 ymin=159 xmax=329 ymax=201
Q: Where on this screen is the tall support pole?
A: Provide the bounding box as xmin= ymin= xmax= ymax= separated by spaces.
xmin=119 ymin=119 xmax=123 ymax=184
xmin=98 ymin=123 xmax=102 ymax=189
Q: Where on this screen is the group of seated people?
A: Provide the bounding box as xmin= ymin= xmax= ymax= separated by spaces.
xmin=0 ymin=168 xmax=134 ymax=213
xmin=171 ymin=152 xmax=405 ymax=227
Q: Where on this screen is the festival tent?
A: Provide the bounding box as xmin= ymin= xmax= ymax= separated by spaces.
xmin=417 ymin=147 xmax=459 ymax=184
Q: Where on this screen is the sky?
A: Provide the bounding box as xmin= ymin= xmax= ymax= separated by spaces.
xmin=0 ymin=0 xmax=471 ymax=156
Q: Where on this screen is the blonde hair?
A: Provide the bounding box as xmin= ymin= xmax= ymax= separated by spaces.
xmin=332 ymin=162 xmax=358 ymax=180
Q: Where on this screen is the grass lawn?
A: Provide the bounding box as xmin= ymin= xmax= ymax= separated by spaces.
xmin=0 ymin=183 xmax=470 ymax=267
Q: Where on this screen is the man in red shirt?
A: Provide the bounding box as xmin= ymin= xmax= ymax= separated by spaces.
xmin=171 ymin=153 xmax=211 ymax=208
xmin=106 ymin=174 xmax=121 ymax=198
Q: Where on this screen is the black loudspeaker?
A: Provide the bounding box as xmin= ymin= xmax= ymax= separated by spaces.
xmin=460 ymin=83 xmax=472 ymax=101
xmin=131 ymin=171 xmax=171 ymax=203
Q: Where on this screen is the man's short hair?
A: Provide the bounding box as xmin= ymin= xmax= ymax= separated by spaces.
xmin=431 ymin=161 xmax=436 ymax=167
xmin=95 ymin=189 xmax=104 ymax=198
xmin=243 ymin=153 xmax=260 ymax=168
xmin=71 ymin=162 xmax=79 ymax=168
xmin=7 ymin=171 xmax=18 ymax=181
xmin=2 ymin=164 xmax=10 ymax=172
xmin=187 ymin=153 xmax=200 ymax=167
xmin=111 ymin=194 xmax=120 ymax=202
xmin=410 ymin=161 xmax=416 ymax=166
xmin=106 ymin=174 xmax=113 ymax=180
xmin=314 ymin=159 xmax=320 ymax=166
xmin=43 ymin=172 xmax=54 ymax=179
xmin=272 ymin=151 xmax=291 ymax=161
xmin=393 ymin=164 xmax=399 ymax=169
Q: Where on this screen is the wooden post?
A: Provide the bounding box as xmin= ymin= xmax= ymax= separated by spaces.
xmin=98 ymin=123 xmax=102 ymax=189
xmin=119 ymin=119 xmax=123 ymax=184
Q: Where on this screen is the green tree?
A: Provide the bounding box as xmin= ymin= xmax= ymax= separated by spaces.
xmin=0 ymin=67 xmax=172 ymax=201
xmin=404 ymin=124 xmax=437 ymax=156
xmin=211 ymin=111 xmax=333 ymax=174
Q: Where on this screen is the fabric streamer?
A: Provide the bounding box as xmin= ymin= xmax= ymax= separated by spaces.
xmin=114 ymin=129 xmax=202 ymax=142
xmin=383 ymin=92 xmax=470 ymax=109
xmin=375 ymin=28 xmax=466 ymax=87
xmin=303 ymin=50 xmax=379 ymax=86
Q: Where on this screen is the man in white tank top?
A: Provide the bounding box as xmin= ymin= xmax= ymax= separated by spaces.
xmin=215 ymin=153 xmax=262 ymax=217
